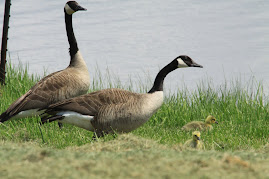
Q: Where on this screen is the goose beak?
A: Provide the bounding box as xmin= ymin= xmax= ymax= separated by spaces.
xmin=76 ymin=5 xmax=87 ymax=11
xmin=191 ymin=62 xmax=203 ymax=68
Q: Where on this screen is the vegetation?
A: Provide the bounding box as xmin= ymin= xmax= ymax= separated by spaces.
xmin=0 ymin=62 xmax=268 ymax=178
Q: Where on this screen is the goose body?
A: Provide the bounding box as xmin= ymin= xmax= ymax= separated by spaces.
xmin=181 ymin=115 xmax=218 ymax=131
xmin=42 ymin=55 xmax=203 ymax=137
xmin=183 ymin=131 xmax=205 ymax=150
xmin=0 ymin=1 xmax=89 ymax=122
xmin=43 ymin=89 xmax=163 ymax=135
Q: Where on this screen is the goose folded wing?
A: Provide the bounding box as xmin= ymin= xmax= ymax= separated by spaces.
xmin=4 ymin=70 xmax=65 ymax=116
xmin=44 ymin=88 xmax=135 ymax=116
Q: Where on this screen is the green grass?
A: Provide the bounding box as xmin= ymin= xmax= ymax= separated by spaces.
xmin=0 ymin=62 xmax=268 ymax=149
xmin=134 ymin=78 xmax=269 ymax=150
xmin=0 ymin=62 xmax=269 ymax=178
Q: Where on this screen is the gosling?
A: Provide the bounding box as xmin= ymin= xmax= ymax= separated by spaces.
xmin=181 ymin=115 xmax=218 ymax=131
xmin=183 ymin=131 xmax=204 ymax=150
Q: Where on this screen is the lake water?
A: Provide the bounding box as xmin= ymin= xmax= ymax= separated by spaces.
xmin=0 ymin=0 xmax=268 ymax=95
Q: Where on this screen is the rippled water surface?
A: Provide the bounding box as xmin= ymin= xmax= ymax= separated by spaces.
xmin=0 ymin=0 xmax=268 ymax=94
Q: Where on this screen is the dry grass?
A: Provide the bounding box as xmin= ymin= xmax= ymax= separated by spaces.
xmin=0 ymin=134 xmax=268 ymax=179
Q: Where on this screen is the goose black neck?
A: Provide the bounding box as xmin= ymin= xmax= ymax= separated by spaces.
xmin=65 ymin=11 xmax=78 ymax=61
xmin=148 ymin=60 xmax=178 ymax=93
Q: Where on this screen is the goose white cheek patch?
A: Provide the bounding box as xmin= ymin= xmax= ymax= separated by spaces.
xmin=177 ymin=58 xmax=188 ymax=68
xmin=65 ymin=4 xmax=75 ymax=15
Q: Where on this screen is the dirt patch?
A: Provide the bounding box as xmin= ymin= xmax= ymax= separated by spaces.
xmin=222 ymin=155 xmax=250 ymax=168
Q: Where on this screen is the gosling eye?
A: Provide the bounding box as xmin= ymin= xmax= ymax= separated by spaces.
xmin=194 ymin=135 xmax=197 ymax=137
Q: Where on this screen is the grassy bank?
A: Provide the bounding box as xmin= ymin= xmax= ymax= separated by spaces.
xmin=0 ymin=63 xmax=268 ymax=178
xmin=0 ymin=62 xmax=268 ymax=149
xmin=0 ymin=134 xmax=268 ymax=179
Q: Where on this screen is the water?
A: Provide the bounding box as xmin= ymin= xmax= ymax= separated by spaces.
xmin=0 ymin=0 xmax=268 ymax=94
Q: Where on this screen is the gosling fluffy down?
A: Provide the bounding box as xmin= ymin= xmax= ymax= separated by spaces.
xmin=183 ymin=131 xmax=205 ymax=150
xmin=181 ymin=115 xmax=218 ymax=131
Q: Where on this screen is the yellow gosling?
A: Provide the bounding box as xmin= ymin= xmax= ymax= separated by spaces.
xmin=183 ymin=131 xmax=205 ymax=150
xmin=181 ymin=115 xmax=218 ymax=131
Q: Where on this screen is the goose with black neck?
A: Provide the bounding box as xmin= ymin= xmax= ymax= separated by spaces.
xmin=0 ymin=1 xmax=90 ymax=123
xmin=41 ymin=55 xmax=202 ymax=137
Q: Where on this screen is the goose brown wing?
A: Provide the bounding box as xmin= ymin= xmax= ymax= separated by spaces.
xmin=45 ymin=88 xmax=135 ymax=116
xmin=3 ymin=69 xmax=79 ymax=117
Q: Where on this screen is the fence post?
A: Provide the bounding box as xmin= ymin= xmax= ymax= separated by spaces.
xmin=0 ymin=0 xmax=11 ymax=85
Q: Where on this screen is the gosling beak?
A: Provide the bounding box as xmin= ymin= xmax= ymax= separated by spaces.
xmin=190 ymin=62 xmax=203 ymax=68
xmin=215 ymin=121 xmax=218 ymax=124
xmin=197 ymin=137 xmax=200 ymax=140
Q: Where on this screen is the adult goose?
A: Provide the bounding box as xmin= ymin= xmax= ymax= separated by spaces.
xmin=0 ymin=1 xmax=90 ymax=123
xmin=41 ymin=55 xmax=202 ymax=137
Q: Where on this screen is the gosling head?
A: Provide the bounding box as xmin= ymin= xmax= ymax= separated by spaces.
xmin=65 ymin=1 xmax=87 ymax=15
xmin=175 ymin=55 xmax=203 ymax=68
xmin=205 ymin=115 xmax=218 ymax=125
xmin=192 ymin=131 xmax=201 ymax=141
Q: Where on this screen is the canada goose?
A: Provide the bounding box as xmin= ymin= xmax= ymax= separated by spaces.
xmin=183 ymin=131 xmax=205 ymax=150
xmin=41 ymin=55 xmax=202 ymax=137
xmin=0 ymin=1 xmax=90 ymax=123
xmin=181 ymin=115 xmax=218 ymax=131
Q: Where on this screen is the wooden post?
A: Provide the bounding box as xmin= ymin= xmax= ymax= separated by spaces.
xmin=0 ymin=0 xmax=11 ymax=85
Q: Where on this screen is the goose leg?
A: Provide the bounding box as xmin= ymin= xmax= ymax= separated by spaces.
xmin=91 ymin=130 xmax=108 ymax=140
xmin=41 ymin=115 xmax=64 ymax=124
xmin=58 ymin=122 xmax=63 ymax=128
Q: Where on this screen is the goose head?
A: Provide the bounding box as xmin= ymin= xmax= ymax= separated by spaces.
xmin=205 ymin=115 xmax=218 ymax=125
xmin=148 ymin=55 xmax=203 ymax=93
xmin=192 ymin=131 xmax=201 ymax=141
xmin=65 ymin=1 xmax=87 ymax=15
xmin=176 ymin=55 xmax=203 ymax=68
